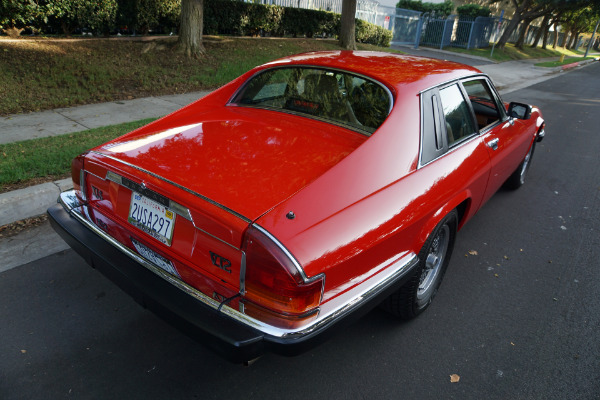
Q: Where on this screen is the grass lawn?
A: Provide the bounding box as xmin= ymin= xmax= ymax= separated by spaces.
xmin=0 ymin=36 xmax=401 ymax=193
xmin=0 ymin=36 xmax=399 ymax=116
xmin=0 ymin=118 xmax=155 ymax=192
xmin=535 ymin=56 xmax=596 ymax=67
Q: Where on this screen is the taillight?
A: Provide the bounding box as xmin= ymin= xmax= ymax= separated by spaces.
xmin=242 ymin=225 xmax=324 ymax=317
xmin=71 ymin=153 xmax=87 ymax=201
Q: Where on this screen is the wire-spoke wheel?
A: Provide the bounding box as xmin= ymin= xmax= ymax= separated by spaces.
xmin=506 ymin=140 xmax=535 ymax=189
xmin=416 ymin=224 xmax=450 ymax=308
xmin=381 ymin=210 xmax=458 ymax=319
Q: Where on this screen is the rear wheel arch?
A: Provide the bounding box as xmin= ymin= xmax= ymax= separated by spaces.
xmin=417 ymin=194 xmax=470 ymax=248
xmin=381 ymin=208 xmax=459 ymax=319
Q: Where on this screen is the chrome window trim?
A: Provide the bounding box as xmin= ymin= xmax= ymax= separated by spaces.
xmin=460 ymin=76 xmax=509 ymax=125
xmin=418 ymin=75 xmax=496 ymax=169
xmin=60 ymin=190 xmax=417 ymax=339
xmin=418 ymin=73 xmax=493 ymax=95
xmin=419 ymin=132 xmax=481 ymax=169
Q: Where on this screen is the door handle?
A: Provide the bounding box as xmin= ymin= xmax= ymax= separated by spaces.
xmin=487 ymin=138 xmax=499 ymax=150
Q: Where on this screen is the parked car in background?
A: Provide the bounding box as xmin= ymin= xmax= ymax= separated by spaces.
xmin=48 ymin=51 xmax=545 ymax=363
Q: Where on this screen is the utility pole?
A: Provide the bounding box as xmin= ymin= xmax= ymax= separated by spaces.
xmin=585 ymin=18 xmax=600 ymax=58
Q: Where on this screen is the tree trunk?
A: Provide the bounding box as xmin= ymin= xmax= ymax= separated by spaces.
xmin=339 ymin=0 xmax=357 ymax=50
xmin=552 ymin=21 xmax=559 ymax=49
xmin=4 ymin=26 xmax=24 ymax=38
xmin=531 ymin=14 xmax=550 ymax=48
xmin=541 ymin=22 xmax=550 ymax=49
xmin=60 ymin=21 xmax=73 ymax=37
xmin=515 ymin=17 xmax=533 ymax=49
xmin=572 ymin=32 xmax=580 ymax=50
xmin=497 ymin=13 xmax=521 ymax=49
xmin=178 ymin=0 xmax=205 ymax=58
xmin=567 ymin=30 xmax=576 ymax=49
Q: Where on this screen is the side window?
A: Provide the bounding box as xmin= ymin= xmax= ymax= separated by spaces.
xmin=439 ymin=84 xmax=477 ymax=147
xmin=462 ymin=79 xmax=502 ymax=130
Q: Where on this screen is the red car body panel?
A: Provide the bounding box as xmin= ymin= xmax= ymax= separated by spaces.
xmin=95 ymin=106 xmax=367 ymax=224
xmin=48 ymin=51 xmax=544 ymax=362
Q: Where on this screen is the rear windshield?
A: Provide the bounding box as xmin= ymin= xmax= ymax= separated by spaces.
xmin=231 ymin=67 xmax=392 ymax=134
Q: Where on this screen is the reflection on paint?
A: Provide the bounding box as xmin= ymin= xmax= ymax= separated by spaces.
xmin=105 ymin=123 xmax=203 ymax=154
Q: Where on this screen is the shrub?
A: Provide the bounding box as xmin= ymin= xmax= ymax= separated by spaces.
xmin=45 ymin=0 xmax=118 ymax=35
xmin=0 ymin=0 xmax=43 ymax=36
xmin=356 ymin=19 xmax=392 ymax=46
xmin=456 ymin=4 xmax=491 ymax=19
xmin=205 ymin=0 xmax=390 ymax=46
xmin=396 ymin=0 xmax=453 ymax=18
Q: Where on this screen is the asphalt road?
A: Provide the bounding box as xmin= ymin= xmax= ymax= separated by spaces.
xmin=1 ymin=63 xmax=599 ymax=400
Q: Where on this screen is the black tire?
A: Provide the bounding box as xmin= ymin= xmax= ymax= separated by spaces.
xmin=381 ymin=210 xmax=458 ymax=320
xmin=505 ymin=141 xmax=535 ymax=190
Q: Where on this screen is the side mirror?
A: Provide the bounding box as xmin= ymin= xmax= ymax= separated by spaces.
xmin=508 ymin=102 xmax=532 ymax=120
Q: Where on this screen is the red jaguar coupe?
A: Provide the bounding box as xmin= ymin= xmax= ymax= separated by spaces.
xmin=49 ymin=51 xmax=545 ymax=363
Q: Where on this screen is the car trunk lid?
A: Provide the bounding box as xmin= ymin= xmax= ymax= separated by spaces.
xmin=94 ymin=106 xmax=367 ymax=222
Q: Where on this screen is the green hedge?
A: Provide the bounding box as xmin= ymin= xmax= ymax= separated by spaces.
xmin=204 ymin=0 xmax=391 ymax=47
xmin=1 ymin=0 xmax=391 ymax=47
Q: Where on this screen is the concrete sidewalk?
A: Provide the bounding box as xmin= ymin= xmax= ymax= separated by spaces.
xmin=0 ymin=53 xmax=598 ymax=228
xmin=0 ymin=91 xmax=211 ymax=145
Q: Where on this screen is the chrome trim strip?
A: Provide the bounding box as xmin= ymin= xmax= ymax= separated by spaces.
xmin=251 ymin=223 xmax=327 ymax=303
xmin=104 ymin=170 xmax=193 ymax=222
xmin=91 ymin=151 xmax=252 ymax=223
xmin=537 ymin=129 xmax=545 ymax=139
xmin=79 ymin=170 xmax=87 ymax=201
xmin=60 ymin=190 xmax=418 ymax=339
xmin=252 ymin=223 xmax=325 ymax=284
xmin=222 ymin=251 xmax=418 ymax=338
xmin=239 ymin=251 xmax=247 ymax=295
xmin=104 ymin=164 xmax=241 ymax=250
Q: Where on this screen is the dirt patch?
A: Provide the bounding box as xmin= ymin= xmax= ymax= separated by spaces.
xmin=0 ymin=214 xmax=49 ymax=238
xmin=0 ymin=174 xmax=69 ymax=195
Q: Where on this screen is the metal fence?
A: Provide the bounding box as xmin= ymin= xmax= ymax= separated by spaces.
xmin=253 ymin=0 xmax=396 ymax=30
xmin=256 ymin=0 xmax=384 ymax=18
xmin=392 ymin=13 xmax=560 ymax=50
xmin=251 ymin=0 xmax=569 ymax=51
xmin=392 ymin=8 xmax=422 ymax=45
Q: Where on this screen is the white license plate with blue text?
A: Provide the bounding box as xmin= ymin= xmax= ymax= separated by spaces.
xmin=128 ymin=192 xmax=175 ymax=245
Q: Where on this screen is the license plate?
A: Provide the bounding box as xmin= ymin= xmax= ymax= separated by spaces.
xmin=128 ymin=192 xmax=175 ymax=245
xmin=131 ymin=238 xmax=180 ymax=278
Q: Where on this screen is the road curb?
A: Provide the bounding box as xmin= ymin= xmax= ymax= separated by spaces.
xmin=554 ymin=57 xmax=598 ymax=72
xmin=0 ymin=178 xmax=72 ymax=227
